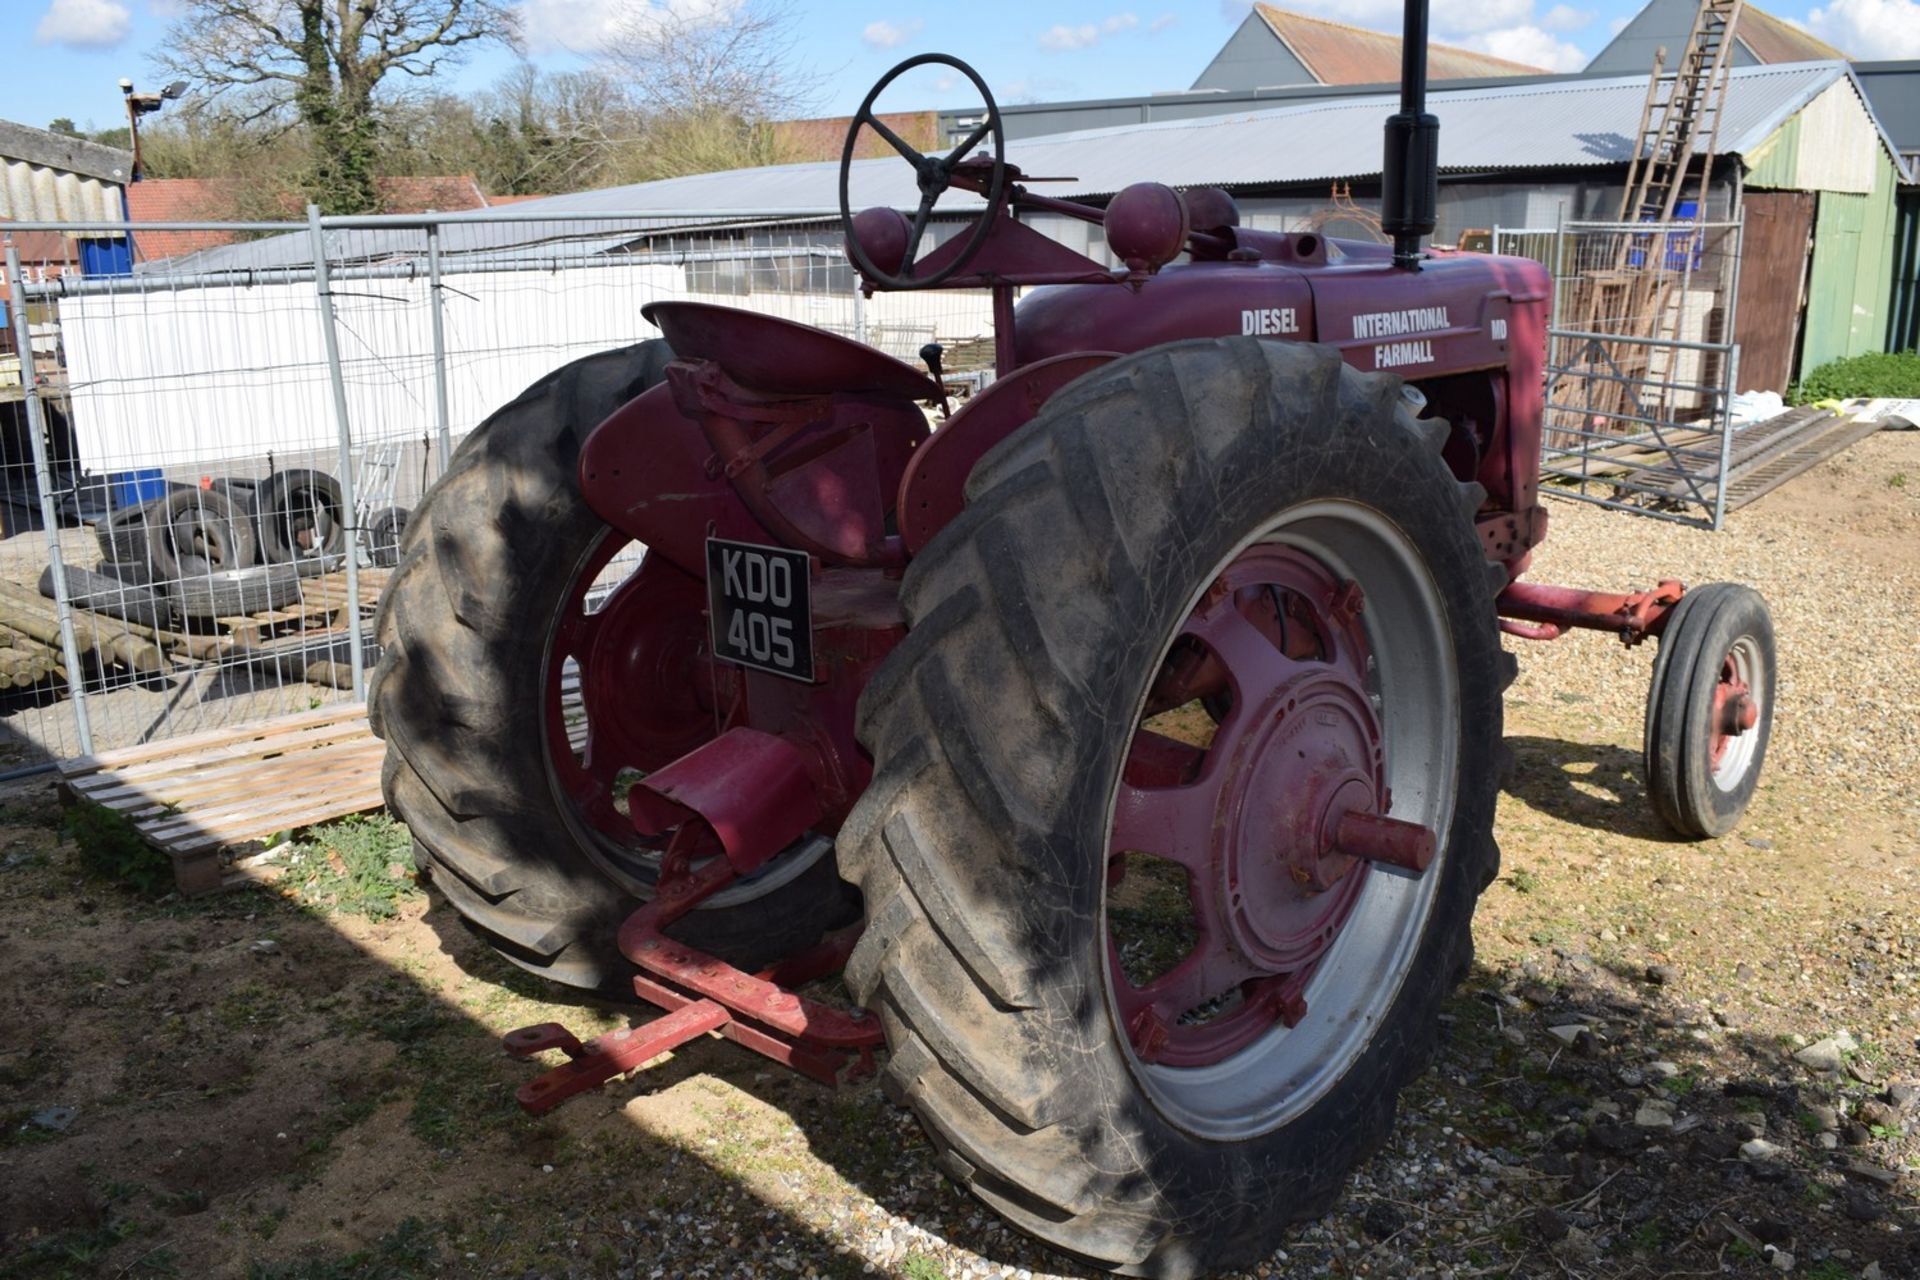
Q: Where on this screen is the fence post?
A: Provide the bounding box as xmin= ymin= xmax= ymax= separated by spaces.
xmin=1713 ymin=342 xmax=1739 ymax=531
xmin=5 ymin=237 xmax=94 ymax=757
xmin=306 ymin=205 xmax=367 ymax=701
xmin=852 ymin=278 xmax=868 ymax=347
xmin=426 ymin=221 xmax=453 ymax=475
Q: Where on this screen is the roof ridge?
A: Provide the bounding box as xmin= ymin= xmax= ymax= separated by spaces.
xmin=1736 ymin=4 xmax=1848 ymax=60
xmin=1250 ymin=3 xmax=1546 ymax=75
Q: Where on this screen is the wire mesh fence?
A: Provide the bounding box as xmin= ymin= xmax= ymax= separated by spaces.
xmin=1495 ymin=218 xmax=1743 ymax=530
xmin=1 ymin=208 xmax=998 ymax=768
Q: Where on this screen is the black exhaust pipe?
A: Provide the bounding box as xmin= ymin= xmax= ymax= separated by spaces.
xmin=1380 ymin=0 xmax=1439 ymax=270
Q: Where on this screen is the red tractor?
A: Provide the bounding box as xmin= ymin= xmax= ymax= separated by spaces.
xmin=371 ymin=10 xmax=1775 ymax=1275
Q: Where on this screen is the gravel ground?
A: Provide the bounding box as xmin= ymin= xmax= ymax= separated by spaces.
xmin=0 ymin=431 xmax=1915 ymax=1280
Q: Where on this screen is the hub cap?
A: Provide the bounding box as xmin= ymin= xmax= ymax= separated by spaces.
xmin=1709 ymin=636 xmax=1764 ymax=788
xmin=1104 ymin=503 xmax=1458 ymax=1139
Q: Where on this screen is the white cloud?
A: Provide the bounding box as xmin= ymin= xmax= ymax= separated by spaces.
xmin=1540 ymin=4 xmax=1592 ymax=31
xmin=35 ymin=0 xmax=131 ymax=48
xmin=1608 ymin=14 xmax=1632 ymax=34
xmin=515 ymin=0 xmax=738 ymax=55
xmin=1459 ymin=24 xmax=1588 ymax=70
xmin=1038 ymin=12 xmax=1138 ymax=51
xmin=862 ymin=17 xmax=922 ymax=49
xmin=1806 ymin=0 xmax=1920 ymax=57
xmin=1150 ymin=13 xmax=1177 ymax=31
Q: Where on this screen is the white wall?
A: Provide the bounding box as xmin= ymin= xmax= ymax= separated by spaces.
xmin=57 ymin=260 xmax=996 ymax=473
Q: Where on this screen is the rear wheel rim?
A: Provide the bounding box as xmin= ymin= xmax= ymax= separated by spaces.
xmin=1103 ymin=501 xmax=1459 ymax=1140
xmin=537 ymin=529 xmax=829 ymax=909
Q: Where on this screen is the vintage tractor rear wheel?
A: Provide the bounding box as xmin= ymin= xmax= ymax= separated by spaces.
xmin=371 ymin=342 xmax=857 ymax=994
xmin=1644 ymin=582 xmax=1774 ymax=838
xmin=841 ymin=338 xmax=1508 ymax=1278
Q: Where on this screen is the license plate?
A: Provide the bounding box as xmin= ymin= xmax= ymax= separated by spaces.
xmin=706 ymin=537 xmax=814 ymax=682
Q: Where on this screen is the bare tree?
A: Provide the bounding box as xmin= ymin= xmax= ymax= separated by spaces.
xmin=156 ymin=0 xmax=520 ymax=213
xmin=600 ymin=0 xmax=820 ymax=180
xmin=383 ymin=66 xmax=652 ymax=196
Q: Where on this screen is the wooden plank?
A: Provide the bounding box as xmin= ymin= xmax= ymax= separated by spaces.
xmin=66 ymin=736 xmax=382 ymax=813
xmin=60 ymin=702 xmax=367 ymax=778
xmin=69 ymin=736 xmax=386 ymax=806
xmin=57 ymin=701 xmax=388 ymax=894
xmin=64 ymin=717 xmax=378 ymax=786
xmin=151 ymin=775 xmax=386 ymax=853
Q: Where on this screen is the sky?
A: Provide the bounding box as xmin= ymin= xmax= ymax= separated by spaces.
xmin=6 ymin=0 xmax=1920 ymax=142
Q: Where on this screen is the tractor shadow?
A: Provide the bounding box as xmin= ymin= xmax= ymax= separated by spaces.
xmin=0 ymin=778 xmax=918 ymax=1280
xmin=1501 ymin=733 xmax=1689 ymax=842
xmin=1421 ymin=956 xmax=1920 ymax=1280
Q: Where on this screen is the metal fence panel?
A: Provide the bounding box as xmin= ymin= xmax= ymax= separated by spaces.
xmin=1500 ymin=219 xmax=1745 ymax=530
xmin=1 ymin=210 xmax=1001 ymax=769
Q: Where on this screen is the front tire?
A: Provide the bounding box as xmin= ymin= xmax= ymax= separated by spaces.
xmin=1644 ymin=582 xmax=1774 ymax=838
xmin=840 ymin=338 xmax=1508 ymax=1277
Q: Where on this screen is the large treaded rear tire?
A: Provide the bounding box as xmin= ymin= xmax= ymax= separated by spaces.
xmin=370 ymin=342 xmax=857 ymax=994
xmin=838 ymin=338 xmax=1509 ymax=1278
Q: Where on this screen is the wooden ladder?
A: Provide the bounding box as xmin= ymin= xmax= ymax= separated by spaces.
xmin=1558 ymin=0 xmax=1744 ymax=441
xmin=1617 ymin=0 xmax=1746 ymax=225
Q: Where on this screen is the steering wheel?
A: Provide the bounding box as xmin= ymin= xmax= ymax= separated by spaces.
xmin=840 ymin=54 xmax=1007 ymax=290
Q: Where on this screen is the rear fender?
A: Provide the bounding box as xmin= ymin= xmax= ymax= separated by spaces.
xmin=578 ymin=382 xmax=770 ymax=577
xmin=897 ymin=351 xmax=1119 ymax=555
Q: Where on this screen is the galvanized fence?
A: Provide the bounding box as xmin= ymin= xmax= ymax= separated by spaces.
xmin=0 ymin=208 xmax=997 ymax=768
xmin=1494 ymin=218 xmax=1744 ymax=529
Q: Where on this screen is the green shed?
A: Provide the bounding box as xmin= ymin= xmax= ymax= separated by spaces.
xmin=1742 ymin=72 xmax=1912 ymax=376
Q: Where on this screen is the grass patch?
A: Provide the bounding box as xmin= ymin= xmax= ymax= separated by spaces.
xmin=899 ymin=1254 xmax=947 ymax=1280
xmin=1790 ymin=349 xmax=1920 ymax=404
xmin=1508 ymin=867 xmax=1540 ymax=894
xmin=282 ymin=815 xmax=418 ymax=919
xmin=0 ymin=1213 xmax=151 ymax=1280
xmin=245 ymin=1216 xmax=440 ymax=1279
xmin=64 ymin=801 xmax=173 ymax=897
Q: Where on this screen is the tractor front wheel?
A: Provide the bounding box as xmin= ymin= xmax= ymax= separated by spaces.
xmin=370 ymin=342 xmax=858 ymax=994
xmin=1644 ymin=582 xmax=1775 ymax=838
xmin=841 ymin=338 xmax=1508 ymax=1277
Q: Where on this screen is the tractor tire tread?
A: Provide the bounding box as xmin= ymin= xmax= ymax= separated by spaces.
xmin=840 ymin=338 xmax=1504 ymax=1278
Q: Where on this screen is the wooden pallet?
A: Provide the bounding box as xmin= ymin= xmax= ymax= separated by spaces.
xmin=208 ymin=567 xmax=391 ymax=648
xmin=57 ymin=702 xmax=385 ymax=895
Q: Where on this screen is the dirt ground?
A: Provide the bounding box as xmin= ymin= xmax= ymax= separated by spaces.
xmin=1 ymin=432 xmax=1916 ymax=1280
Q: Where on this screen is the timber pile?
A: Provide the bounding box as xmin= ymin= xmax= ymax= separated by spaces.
xmin=0 ymin=623 xmax=66 ymax=687
xmin=0 ymin=579 xmax=165 ymax=679
xmin=0 ymin=566 xmax=389 ymax=693
xmin=57 ymin=702 xmax=384 ymax=895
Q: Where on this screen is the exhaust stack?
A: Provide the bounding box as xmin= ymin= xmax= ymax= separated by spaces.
xmin=1380 ymin=0 xmax=1439 ymax=270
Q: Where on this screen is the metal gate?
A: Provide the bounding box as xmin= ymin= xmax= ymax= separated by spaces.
xmin=1495 ymin=219 xmax=1744 ymax=529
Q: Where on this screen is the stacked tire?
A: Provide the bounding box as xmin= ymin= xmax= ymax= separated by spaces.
xmin=87 ymin=473 xmax=334 ymax=621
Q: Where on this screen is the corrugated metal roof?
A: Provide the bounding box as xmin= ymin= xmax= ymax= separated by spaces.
xmin=984 ymin=60 xmax=1852 ymax=192
xmin=155 ymin=61 xmax=1874 ymax=277
xmin=1735 ymin=8 xmax=1846 ymax=67
xmin=1254 ymin=5 xmax=1547 ymax=83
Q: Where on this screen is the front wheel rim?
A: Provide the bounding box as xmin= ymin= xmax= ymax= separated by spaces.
xmin=1709 ymin=636 xmax=1764 ymax=789
xmin=1103 ymin=501 xmax=1460 ymax=1140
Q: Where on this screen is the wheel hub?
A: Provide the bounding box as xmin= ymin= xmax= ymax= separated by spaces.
xmin=1710 ymin=657 xmax=1758 ymax=768
xmin=1220 ymin=671 xmax=1380 ymax=969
